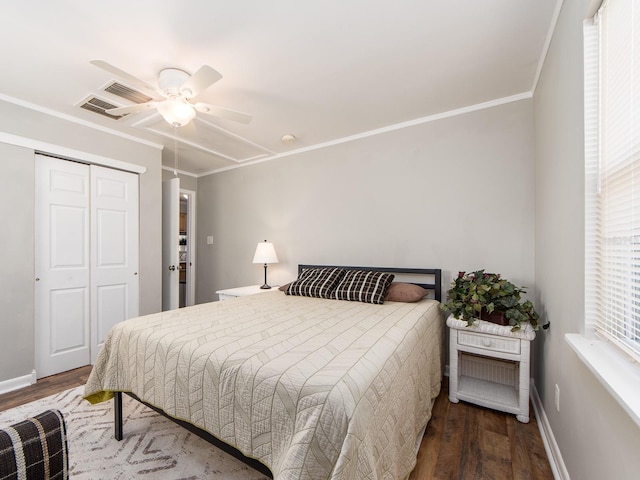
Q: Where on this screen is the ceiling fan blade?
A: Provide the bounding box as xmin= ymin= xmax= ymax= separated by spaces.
xmin=106 ymin=102 xmax=157 ymax=115
xmin=180 ymin=65 xmax=222 ymax=98
xmin=195 ymin=102 xmax=252 ymax=124
xmin=90 ymin=60 xmax=159 ymax=97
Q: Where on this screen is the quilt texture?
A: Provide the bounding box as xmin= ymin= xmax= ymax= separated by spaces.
xmin=84 ymin=291 xmax=443 ymax=480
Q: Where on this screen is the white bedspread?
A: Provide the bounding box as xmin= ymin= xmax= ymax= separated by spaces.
xmin=84 ymin=291 xmax=444 ymax=480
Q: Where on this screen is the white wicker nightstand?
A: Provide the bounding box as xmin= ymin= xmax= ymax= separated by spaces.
xmin=447 ymin=315 xmax=536 ymax=423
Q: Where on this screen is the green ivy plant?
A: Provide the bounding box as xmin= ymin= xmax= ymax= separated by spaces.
xmin=441 ymin=270 xmax=540 ymax=331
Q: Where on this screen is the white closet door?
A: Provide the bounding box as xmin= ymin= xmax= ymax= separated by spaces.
xmin=35 ymin=155 xmax=91 ymax=378
xmin=35 ymin=156 xmax=140 ymax=377
xmin=90 ymin=165 xmax=139 ymax=362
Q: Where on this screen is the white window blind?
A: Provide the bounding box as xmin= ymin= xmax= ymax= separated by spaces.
xmin=585 ymin=0 xmax=640 ymax=362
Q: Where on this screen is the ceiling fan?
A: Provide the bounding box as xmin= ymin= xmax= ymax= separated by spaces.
xmin=90 ymin=60 xmax=252 ymax=127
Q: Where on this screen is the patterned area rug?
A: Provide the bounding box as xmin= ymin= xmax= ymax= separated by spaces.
xmin=0 ymin=387 xmax=270 ymax=479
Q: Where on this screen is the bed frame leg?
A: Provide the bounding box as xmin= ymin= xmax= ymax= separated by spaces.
xmin=114 ymin=392 xmax=123 ymax=441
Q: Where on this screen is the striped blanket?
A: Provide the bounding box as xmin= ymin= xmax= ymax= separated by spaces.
xmin=0 ymin=409 xmax=68 ymax=480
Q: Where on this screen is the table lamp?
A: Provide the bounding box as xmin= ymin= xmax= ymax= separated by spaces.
xmin=252 ymin=240 xmax=279 ymax=289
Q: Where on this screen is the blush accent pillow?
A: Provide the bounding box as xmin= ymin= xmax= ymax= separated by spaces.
xmin=384 ymin=282 xmax=429 ymax=302
xmin=285 ymin=267 xmax=345 ymax=299
xmin=333 ymin=270 xmax=395 ymax=305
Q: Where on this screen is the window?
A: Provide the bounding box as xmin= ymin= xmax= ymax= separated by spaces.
xmin=585 ymin=0 xmax=640 ymax=362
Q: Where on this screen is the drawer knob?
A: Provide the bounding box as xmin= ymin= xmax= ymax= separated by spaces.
xmin=482 ymin=338 xmax=492 ymax=347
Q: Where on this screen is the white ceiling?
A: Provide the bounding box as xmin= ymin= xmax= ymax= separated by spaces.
xmin=0 ymin=1 xmax=559 ymax=176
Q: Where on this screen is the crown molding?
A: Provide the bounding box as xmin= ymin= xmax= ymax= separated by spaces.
xmin=532 ymin=0 xmax=565 ymax=93
xmin=161 ymin=165 xmax=198 ymax=178
xmin=198 ymin=91 xmax=533 ymax=177
xmin=0 ymin=93 xmax=163 ymax=150
xmin=0 ymin=132 xmax=147 ymax=174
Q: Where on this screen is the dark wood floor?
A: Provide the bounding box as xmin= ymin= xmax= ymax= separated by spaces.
xmin=410 ymin=383 xmax=553 ymax=480
xmin=0 ymin=366 xmax=92 ymax=411
xmin=0 ymin=366 xmax=553 ymax=479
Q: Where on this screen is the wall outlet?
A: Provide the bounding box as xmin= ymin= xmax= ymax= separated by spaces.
xmin=555 ymin=384 xmax=560 ymax=412
xmin=207 ymin=236 xmax=214 ymax=245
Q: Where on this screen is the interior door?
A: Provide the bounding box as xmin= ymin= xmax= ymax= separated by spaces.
xmin=90 ymin=165 xmax=139 ymax=362
xmin=35 ymin=155 xmax=91 ymax=378
xmin=180 ymin=189 xmax=196 ymax=307
xmin=162 ymin=177 xmax=180 ymax=310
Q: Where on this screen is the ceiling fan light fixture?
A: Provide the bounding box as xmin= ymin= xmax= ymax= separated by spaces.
xmin=91 ymin=61 xmax=251 ymax=126
xmin=157 ymin=97 xmax=196 ymax=127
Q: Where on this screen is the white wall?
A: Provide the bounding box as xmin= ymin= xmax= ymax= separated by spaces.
xmin=0 ymin=99 xmax=163 ymax=383
xmin=0 ymin=142 xmax=36 ymax=383
xmin=196 ymin=99 xmax=536 ymax=309
xmin=534 ymin=0 xmax=640 ymax=478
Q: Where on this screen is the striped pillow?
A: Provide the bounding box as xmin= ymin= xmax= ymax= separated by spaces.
xmin=285 ymin=267 xmax=345 ymax=299
xmin=0 ymin=409 xmax=68 ymax=480
xmin=334 ymin=270 xmax=395 ymax=304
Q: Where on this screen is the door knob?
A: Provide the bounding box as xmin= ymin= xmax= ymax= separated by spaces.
xmin=169 ymin=265 xmax=176 ymax=271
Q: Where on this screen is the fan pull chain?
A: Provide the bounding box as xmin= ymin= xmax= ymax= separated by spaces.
xmin=173 ymin=126 xmax=178 ymax=176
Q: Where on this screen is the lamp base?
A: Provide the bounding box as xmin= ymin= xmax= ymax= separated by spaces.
xmin=260 ymin=264 xmax=271 ymax=290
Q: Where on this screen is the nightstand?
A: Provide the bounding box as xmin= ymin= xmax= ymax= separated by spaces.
xmin=447 ymin=315 xmax=536 ymax=423
xmin=216 ymin=285 xmax=278 ymax=301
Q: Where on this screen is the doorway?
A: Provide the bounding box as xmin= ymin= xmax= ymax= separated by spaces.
xmin=162 ymin=179 xmax=196 ymax=310
xmin=179 ymin=189 xmax=196 ymax=307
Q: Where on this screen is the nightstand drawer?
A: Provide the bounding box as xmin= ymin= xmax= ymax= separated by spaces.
xmin=216 ymin=285 xmax=279 ymax=301
xmin=457 ymin=331 xmax=521 ymax=355
xmin=217 ymin=293 xmax=236 ymax=301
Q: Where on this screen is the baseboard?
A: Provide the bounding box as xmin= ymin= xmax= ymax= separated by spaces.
xmin=0 ymin=370 xmax=36 ymax=395
xmin=530 ymin=380 xmax=570 ymax=480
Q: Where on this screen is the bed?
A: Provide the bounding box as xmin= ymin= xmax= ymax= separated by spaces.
xmin=83 ymin=265 xmax=444 ymax=480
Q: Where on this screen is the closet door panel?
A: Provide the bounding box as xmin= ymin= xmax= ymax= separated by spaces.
xmin=91 ymin=165 xmax=139 ymax=362
xmin=95 ymin=284 xmax=127 ymax=348
xmin=35 ymin=155 xmax=91 ymax=378
xmin=50 ymin=287 xmax=88 ymax=351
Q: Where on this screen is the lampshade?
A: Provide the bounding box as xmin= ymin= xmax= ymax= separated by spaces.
xmin=157 ymin=97 xmax=196 ymax=127
xmin=253 ymin=241 xmax=279 ymax=264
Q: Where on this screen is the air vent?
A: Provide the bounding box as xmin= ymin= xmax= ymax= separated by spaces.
xmin=79 ymin=96 xmax=127 ymax=119
xmin=104 ymin=82 xmax=153 ymax=104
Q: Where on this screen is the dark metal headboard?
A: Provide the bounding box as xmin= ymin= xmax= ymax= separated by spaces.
xmin=297 ymin=265 xmax=442 ymax=302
